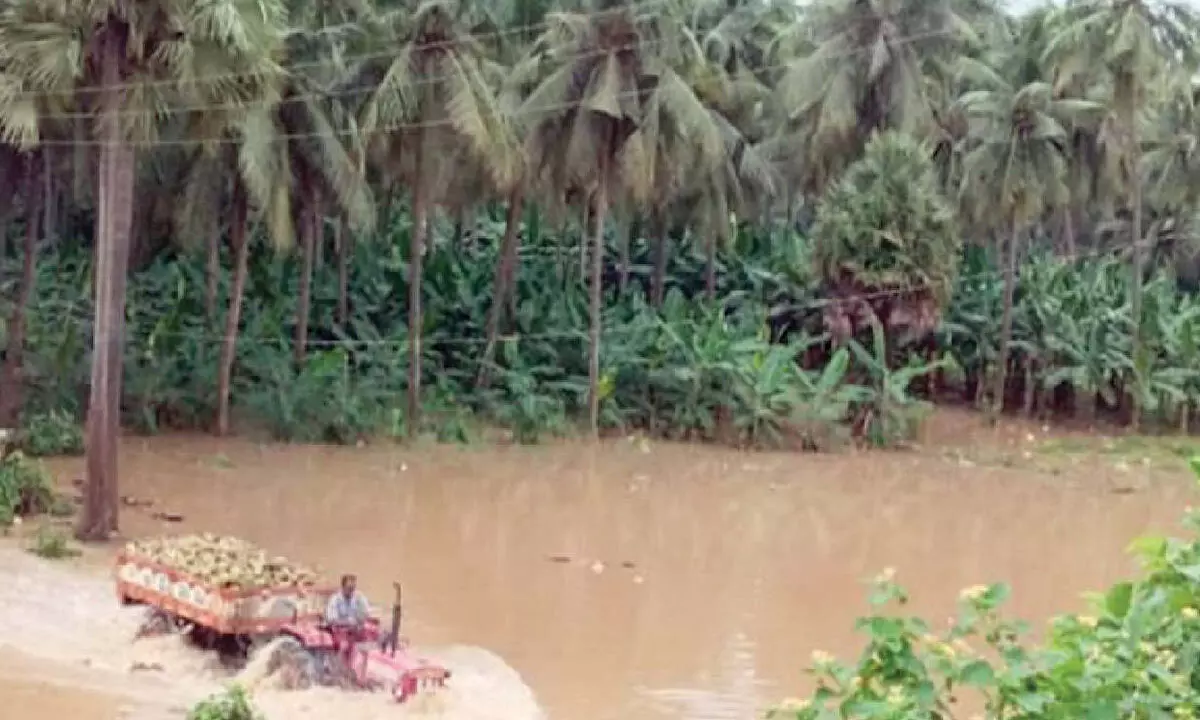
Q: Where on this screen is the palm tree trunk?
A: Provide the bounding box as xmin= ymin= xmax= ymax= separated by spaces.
xmin=990 ymin=221 xmax=1020 ymax=422
xmin=650 ymin=214 xmax=668 ymax=307
xmin=79 ymin=20 xmax=134 ymax=542
xmin=1129 ymin=148 xmax=1145 ymax=432
xmin=579 ymin=200 xmax=592 ymax=281
xmin=0 ymin=155 xmax=43 ymax=428
xmin=617 ymin=215 xmax=632 ymax=293
xmin=1061 ymin=206 xmax=1076 ymax=259
xmin=215 ymin=181 xmax=249 ymax=436
xmin=704 ymin=230 xmax=716 ymax=301
xmin=407 ymin=138 xmax=429 ymax=438
xmin=588 ymin=151 xmax=613 ymax=437
xmin=477 ymin=185 xmax=525 ymax=389
xmin=42 ymin=149 xmax=54 ymax=243
xmin=294 ymin=187 xmax=317 ymax=366
xmin=335 ymin=216 xmax=349 ymax=326
xmin=205 ymin=231 xmax=219 ymax=321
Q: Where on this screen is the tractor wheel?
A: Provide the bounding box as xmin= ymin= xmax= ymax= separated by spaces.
xmin=133 ymin=609 xmax=176 ymax=640
xmin=264 ymin=637 xmax=318 ymax=691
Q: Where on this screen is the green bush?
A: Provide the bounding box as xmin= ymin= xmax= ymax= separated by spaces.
xmin=812 ymin=131 xmax=961 ymax=306
xmin=27 ymin=526 xmax=80 ymax=560
xmin=18 ymin=409 xmax=84 ymax=457
xmin=0 ymin=451 xmax=56 ymax=527
xmin=769 ymin=456 xmax=1200 ymax=719
xmin=187 ymin=686 xmax=261 ymax=720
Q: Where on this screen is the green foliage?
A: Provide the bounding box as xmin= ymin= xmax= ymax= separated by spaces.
xmin=17 ymin=410 xmax=84 ymax=457
xmin=6 ymin=205 xmax=1199 ymax=447
xmin=847 ymin=316 xmax=948 ymax=448
xmin=27 ymin=526 xmax=80 ymax=560
xmin=10 ymin=211 xmax=931 ymax=449
xmin=768 ymin=455 xmax=1200 ymax=719
xmin=187 ymin=686 xmax=262 ymax=720
xmin=943 ymin=252 xmax=1200 ymax=425
xmin=811 ymin=132 xmax=961 ymax=306
xmin=0 ymin=451 xmax=55 ymax=527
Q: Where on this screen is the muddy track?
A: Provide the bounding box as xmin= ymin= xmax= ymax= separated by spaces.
xmin=0 ymin=548 xmax=544 ymax=720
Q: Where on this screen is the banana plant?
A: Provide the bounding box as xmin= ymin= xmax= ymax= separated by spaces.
xmin=849 ymin=315 xmax=950 ymax=447
xmin=784 ymin=346 xmax=872 ymax=451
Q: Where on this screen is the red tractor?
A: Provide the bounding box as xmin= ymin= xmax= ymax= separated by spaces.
xmin=260 ymin=584 xmax=450 ymax=700
xmin=117 ymin=546 xmax=449 ymax=702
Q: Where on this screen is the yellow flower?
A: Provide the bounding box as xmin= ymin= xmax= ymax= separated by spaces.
xmin=1076 ymin=615 xmax=1098 ymax=629
xmin=959 ymin=585 xmax=988 ymax=602
xmin=810 ymin=650 xmax=834 ymax=667
xmin=850 ymin=676 xmax=863 ymax=690
xmin=1182 ymin=607 xmax=1198 ymax=620
xmin=885 ymin=685 xmax=906 ymax=706
xmin=777 ymin=698 xmax=808 ymax=712
xmin=875 ymin=567 xmax=897 ymax=583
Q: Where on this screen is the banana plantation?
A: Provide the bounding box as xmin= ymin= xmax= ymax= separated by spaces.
xmin=0 ymin=0 xmax=1199 ymax=538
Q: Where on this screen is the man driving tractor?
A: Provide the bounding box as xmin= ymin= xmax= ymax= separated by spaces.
xmin=325 ymin=573 xmax=372 ymax=669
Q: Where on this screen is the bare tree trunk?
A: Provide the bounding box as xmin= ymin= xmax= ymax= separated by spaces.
xmin=617 ymin=215 xmax=632 ymax=293
xmin=0 ymin=155 xmax=43 ymax=427
xmin=205 ymin=229 xmax=219 ymax=321
xmin=294 ymin=187 xmax=317 ymax=366
xmin=406 ymin=138 xmax=428 ymax=438
xmin=477 ymin=185 xmax=525 ymax=389
xmin=588 ymin=155 xmax=612 ymax=437
xmin=1129 ymin=145 xmax=1145 ymax=432
xmin=1061 ymin=206 xmax=1076 ymax=260
xmin=650 ymin=214 xmax=668 ymax=308
xmin=215 ymin=181 xmax=249 ymax=436
xmin=579 ymin=200 xmax=591 ymax=281
xmin=704 ymin=230 xmax=716 ymax=301
xmin=990 ymin=223 xmax=1019 ymax=422
xmin=79 ymin=20 xmax=134 ymax=542
xmin=335 ymin=217 xmax=349 ymax=326
xmin=42 ymin=148 xmax=54 ymax=243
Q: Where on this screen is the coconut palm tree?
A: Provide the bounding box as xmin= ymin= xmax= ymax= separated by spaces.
xmin=361 ymin=0 xmax=519 ymax=437
xmin=956 ymin=48 xmax=1099 ymax=416
xmin=1043 ymin=0 xmax=1200 ymax=427
xmin=0 ymin=42 xmax=63 ymax=428
xmin=0 ymin=0 xmax=287 ymax=540
xmin=0 ymin=149 xmax=43 ymax=429
xmin=520 ymin=0 xmax=649 ymax=434
xmin=768 ymin=0 xmax=980 ymax=198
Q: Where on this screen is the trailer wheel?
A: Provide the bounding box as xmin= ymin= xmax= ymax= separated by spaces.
xmin=134 ymin=609 xmax=177 ymax=639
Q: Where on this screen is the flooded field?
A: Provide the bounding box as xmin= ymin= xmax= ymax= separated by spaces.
xmin=1 ymin=410 xmax=1195 ymax=720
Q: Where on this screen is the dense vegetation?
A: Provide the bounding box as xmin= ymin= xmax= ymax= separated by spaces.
xmin=0 ymin=0 xmax=1199 ymax=539
xmin=769 ymin=456 xmax=1200 ymax=719
xmin=0 ymin=447 xmax=60 ymax=528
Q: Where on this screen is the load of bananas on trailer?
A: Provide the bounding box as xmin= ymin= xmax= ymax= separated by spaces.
xmin=125 ymin=534 xmax=319 ymax=589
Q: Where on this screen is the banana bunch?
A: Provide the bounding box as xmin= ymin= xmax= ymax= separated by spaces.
xmin=125 ymin=534 xmax=318 ymax=589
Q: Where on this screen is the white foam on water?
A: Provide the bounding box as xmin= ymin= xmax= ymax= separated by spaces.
xmin=0 ymin=549 xmax=545 ymax=720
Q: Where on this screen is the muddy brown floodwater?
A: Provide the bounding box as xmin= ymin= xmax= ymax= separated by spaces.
xmin=1 ymin=410 xmax=1196 ymax=720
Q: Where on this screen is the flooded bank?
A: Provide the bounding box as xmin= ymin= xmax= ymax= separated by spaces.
xmin=4 ymin=411 xmax=1195 ymax=720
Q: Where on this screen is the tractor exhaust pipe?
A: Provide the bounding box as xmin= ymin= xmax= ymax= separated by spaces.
xmin=384 ymin=582 xmax=402 ymax=655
